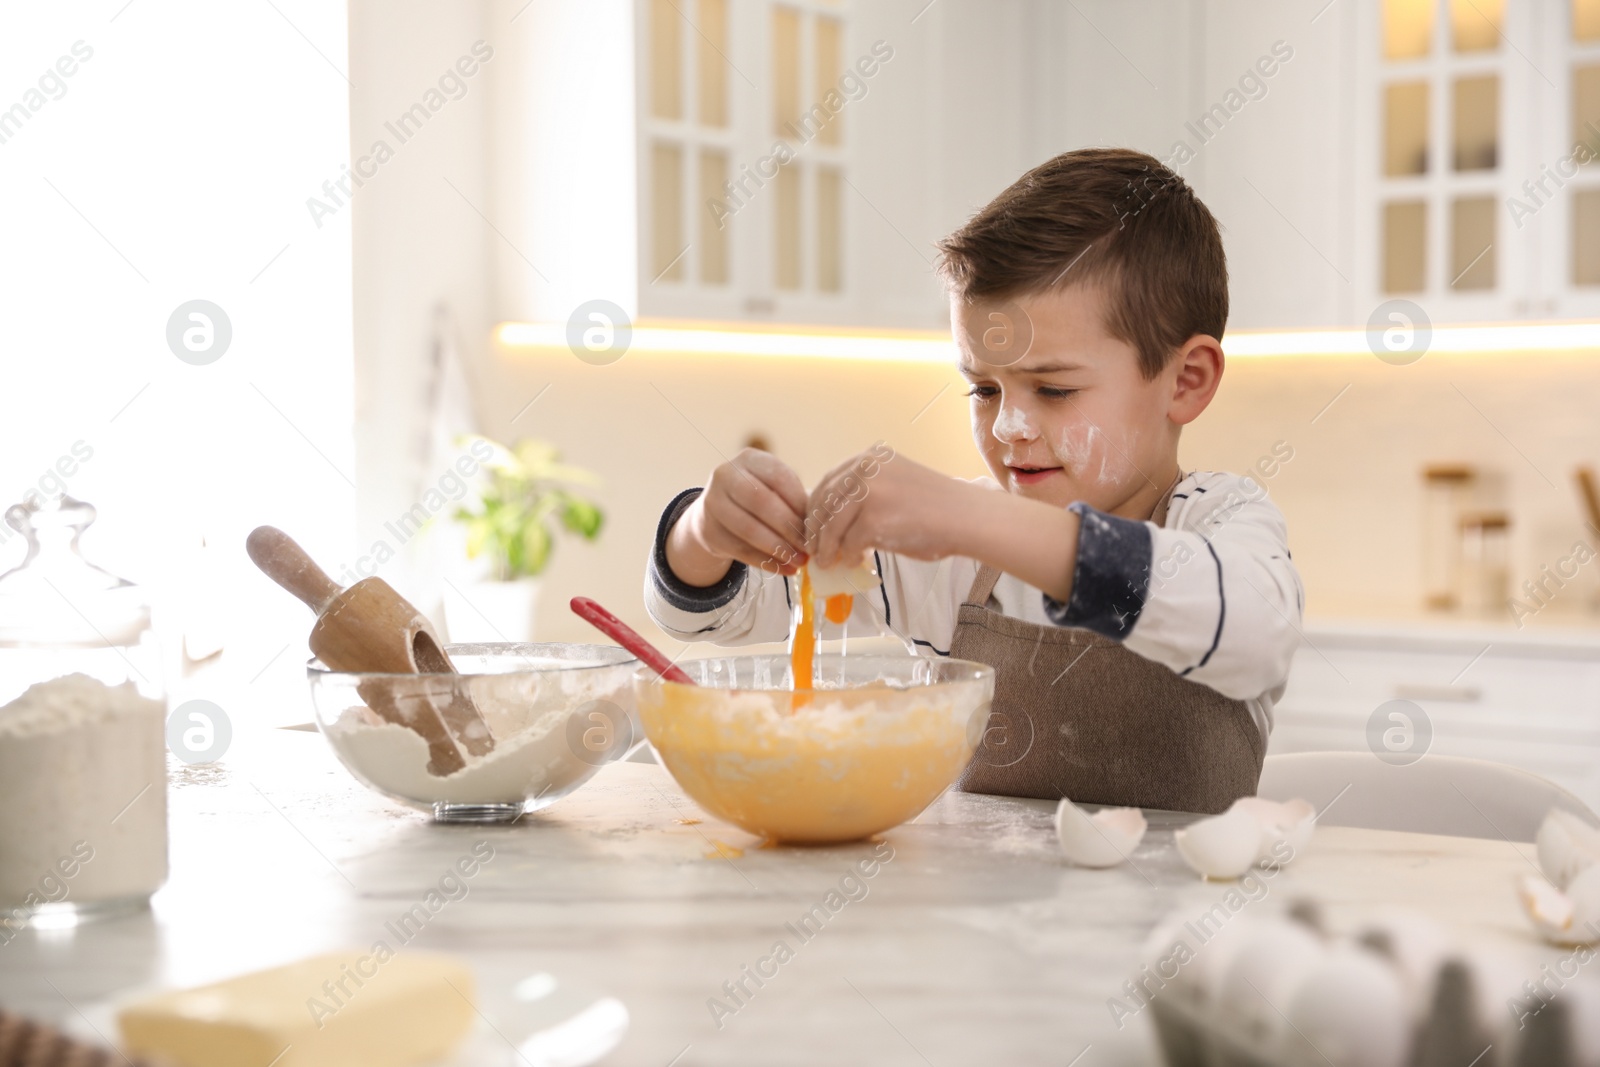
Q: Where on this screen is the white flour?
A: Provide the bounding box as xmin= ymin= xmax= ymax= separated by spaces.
xmin=0 ymin=674 xmax=167 ymax=907
xmin=323 ymin=665 xmax=633 ymax=807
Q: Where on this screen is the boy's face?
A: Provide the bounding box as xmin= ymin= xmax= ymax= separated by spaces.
xmin=953 ymin=284 xmax=1184 ymax=518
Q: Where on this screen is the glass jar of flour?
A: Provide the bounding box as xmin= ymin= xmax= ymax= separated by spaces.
xmin=0 ymin=495 xmax=167 ymax=931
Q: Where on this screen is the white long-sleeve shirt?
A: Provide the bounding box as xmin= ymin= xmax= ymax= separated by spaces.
xmin=643 ymin=470 xmax=1304 ymax=741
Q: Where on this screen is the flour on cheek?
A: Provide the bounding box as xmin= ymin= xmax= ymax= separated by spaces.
xmin=1053 ymin=422 xmax=1137 ymax=490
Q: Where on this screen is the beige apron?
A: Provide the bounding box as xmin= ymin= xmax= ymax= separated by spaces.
xmin=950 ymin=561 xmax=1264 ymax=814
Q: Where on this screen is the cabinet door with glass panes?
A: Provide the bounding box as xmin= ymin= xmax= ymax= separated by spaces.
xmin=637 ymin=0 xmax=855 ymax=324
xmin=1361 ymin=0 xmax=1600 ymax=320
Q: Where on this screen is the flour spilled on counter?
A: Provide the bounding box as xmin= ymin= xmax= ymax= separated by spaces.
xmin=322 ymin=665 xmax=629 ymax=806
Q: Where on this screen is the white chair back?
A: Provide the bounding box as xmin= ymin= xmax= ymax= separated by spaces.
xmin=1257 ymin=751 xmax=1597 ymax=842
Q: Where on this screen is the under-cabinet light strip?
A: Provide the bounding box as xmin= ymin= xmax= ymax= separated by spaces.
xmin=496 ymin=321 xmax=1600 ymax=362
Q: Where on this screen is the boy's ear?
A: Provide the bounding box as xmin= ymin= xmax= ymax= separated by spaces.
xmin=1167 ymin=334 xmax=1224 ymax=426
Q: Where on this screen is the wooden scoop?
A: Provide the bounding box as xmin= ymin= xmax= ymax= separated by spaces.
xmin=246 ymin=526 xmax=494 ymax=775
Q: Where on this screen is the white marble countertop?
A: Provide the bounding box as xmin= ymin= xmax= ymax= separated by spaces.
xmin=0 ymin=726 xmax=1575 ymax=1066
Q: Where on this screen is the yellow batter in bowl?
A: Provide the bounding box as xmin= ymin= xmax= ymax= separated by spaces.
xmin=636 ymin=655 xmax=994 ymax=844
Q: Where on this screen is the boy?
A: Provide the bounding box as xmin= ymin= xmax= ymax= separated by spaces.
xmin=643 ymin=148 xmax=1302 ymax=814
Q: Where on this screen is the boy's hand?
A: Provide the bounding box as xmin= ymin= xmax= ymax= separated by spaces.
xmin=805 ymin=445 xmax=978 ymax=567
xmin=666 ymin=448 xmax=810 ymax=585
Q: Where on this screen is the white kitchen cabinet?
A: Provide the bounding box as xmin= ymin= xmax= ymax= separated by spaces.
xmin=1349 ymin=0 xmax=1600 ymax=322
xmin=1038 ymin=0 xmax=1600 ymax=330
xmin=631 ymin=0 xmax=1045 ymax=329
xmin=491 ymin=0 xmax=1600 ymax=332
xmin=1207 ymin=0 xmax=1600 ymax=328
xmin=1272 ymin=619 xmax=1600 ymax=813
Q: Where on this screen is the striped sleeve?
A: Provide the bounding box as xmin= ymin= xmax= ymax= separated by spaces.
xmin=1115 ymin=472 xmax=1303 ymax=702
xmin=641 ymin=488 xmax=795 ymax=644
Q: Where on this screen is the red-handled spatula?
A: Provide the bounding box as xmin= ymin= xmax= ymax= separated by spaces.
xmin=570 ymin=597 xmax=694 ymax=685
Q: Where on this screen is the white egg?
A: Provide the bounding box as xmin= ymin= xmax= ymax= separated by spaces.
xmin=1055 ymin=799 xmax=1146 ymax=868
xmin=1520 ymin=865 xmax=1600 ymax=946
xmin=1141 ymin=910 xmax=1207 ymax=1006
xmin=1230 ymin=796 xmax=1315 ymax=867
xmin=1537 ymin=808 xmax=1600 ymax=891
xmin=1284 ymin=946 xmax=1409 ymax=1067
xmin=1456 ymin=945 xmax=1535 ymax=1052
xmin=1217 ymin=918 xmax=1327 ymax=1046
xmin=1561 ymin=978 xmax=1600 ymax=1066
xmin=809 ymin=556 xmax=880 ymax=599
xmin=1182 ymin=913 xmax=1252 ymax=1009
xmin=1352 ymin=909 xmax=1450 ymax=1016
xmin=1175 ymin=807 xmax=1263 ymax=880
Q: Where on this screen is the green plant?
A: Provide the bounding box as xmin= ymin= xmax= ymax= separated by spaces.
xmin=453 ymin=435 xmax=604 ymax=580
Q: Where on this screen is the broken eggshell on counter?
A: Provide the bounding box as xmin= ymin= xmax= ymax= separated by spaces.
xmin=1519 ymin=864 xmax=1600 ymax=947
xmin=1537 ymin=807 xmax=1600 ymax=890
xmin=1174 ymin=795 xmax=1316 ymax=880
xmin=1054 ymin=799 xmax=1146 ymax=868
xmin=1231 ymin=796 xmax=1316 ymax=864
xmin=1175 ymin=806 xmax=1263 ymax=880
xmin=1517 ymin=807 xmax=1600 ymax=946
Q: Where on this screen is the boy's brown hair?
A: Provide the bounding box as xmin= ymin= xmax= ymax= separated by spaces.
xmin=936 ymin=148 xmax=1228 ymax=380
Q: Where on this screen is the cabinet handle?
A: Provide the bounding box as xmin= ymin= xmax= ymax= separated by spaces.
xmin=1394 ymin=683 xmax=1483 ymax=703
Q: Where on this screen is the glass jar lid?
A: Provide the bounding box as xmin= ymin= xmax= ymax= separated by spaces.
xmin=0 ymin=496 xmax=150 ymax=648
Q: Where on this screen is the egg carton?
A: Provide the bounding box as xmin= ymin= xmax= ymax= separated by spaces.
xmin=1146 ymin=951 xmax=1582 ymax=1067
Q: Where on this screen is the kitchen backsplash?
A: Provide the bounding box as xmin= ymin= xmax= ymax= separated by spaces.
xmin=475 ymin=336 xmax=1600 ymax=643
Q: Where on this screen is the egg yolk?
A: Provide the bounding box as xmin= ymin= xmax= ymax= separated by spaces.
xmin=791 ymin=566 xmax=814 ymax=709
xmin=824 ymin=593 xmax=852 ymax=624
xmin=790 ymin=574 xmax=854 ymax=710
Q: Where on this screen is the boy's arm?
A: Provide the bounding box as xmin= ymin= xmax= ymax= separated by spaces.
xmin=644 ymin=488 xmax=797 ymax=644
xmin=806 ymin=450 xmax=1082 ymax=600
xmin=806 ymin=453 xmax=1299 ymax=699
xmin=1040 ymin=472 xmax=1303 ymax=701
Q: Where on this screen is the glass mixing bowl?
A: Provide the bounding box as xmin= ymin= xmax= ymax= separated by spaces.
xmin=308 ymin=643 xmax=639 ymax=823
xmin=635 ymin=654 xmax=994 ymax=844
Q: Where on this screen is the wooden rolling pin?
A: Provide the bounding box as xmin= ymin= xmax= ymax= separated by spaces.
xmin=246 ymin=526 xmax=493 ymax=775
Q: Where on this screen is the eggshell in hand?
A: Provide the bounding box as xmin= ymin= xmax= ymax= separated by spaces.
xmin=1175 ymin=807 xmax=1263 ymax=880
xmin=1055 ymin=799 xmax=1146 ymax=868
xmin=809 ymin=557 xmax=880 ymax=599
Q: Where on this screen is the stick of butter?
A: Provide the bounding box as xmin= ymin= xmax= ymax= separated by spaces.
xmin=117 ymin=951 xmax=476 ymax=1067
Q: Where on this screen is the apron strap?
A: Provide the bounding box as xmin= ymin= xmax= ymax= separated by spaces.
xmin=961 ymin=563 xmax=1003 ymax=609
xmin=1151 ymin=471 xmax=1186 ymax=527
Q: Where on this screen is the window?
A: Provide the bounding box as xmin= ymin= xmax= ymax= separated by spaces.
xmin=0 ymin=1 xmax=353 ymax=705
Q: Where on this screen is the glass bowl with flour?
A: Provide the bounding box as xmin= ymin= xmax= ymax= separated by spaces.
xmin=308 ymin=642 xmax=639 ymax=823
xmin=636 ymin=654 xmax=994 ymax=844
